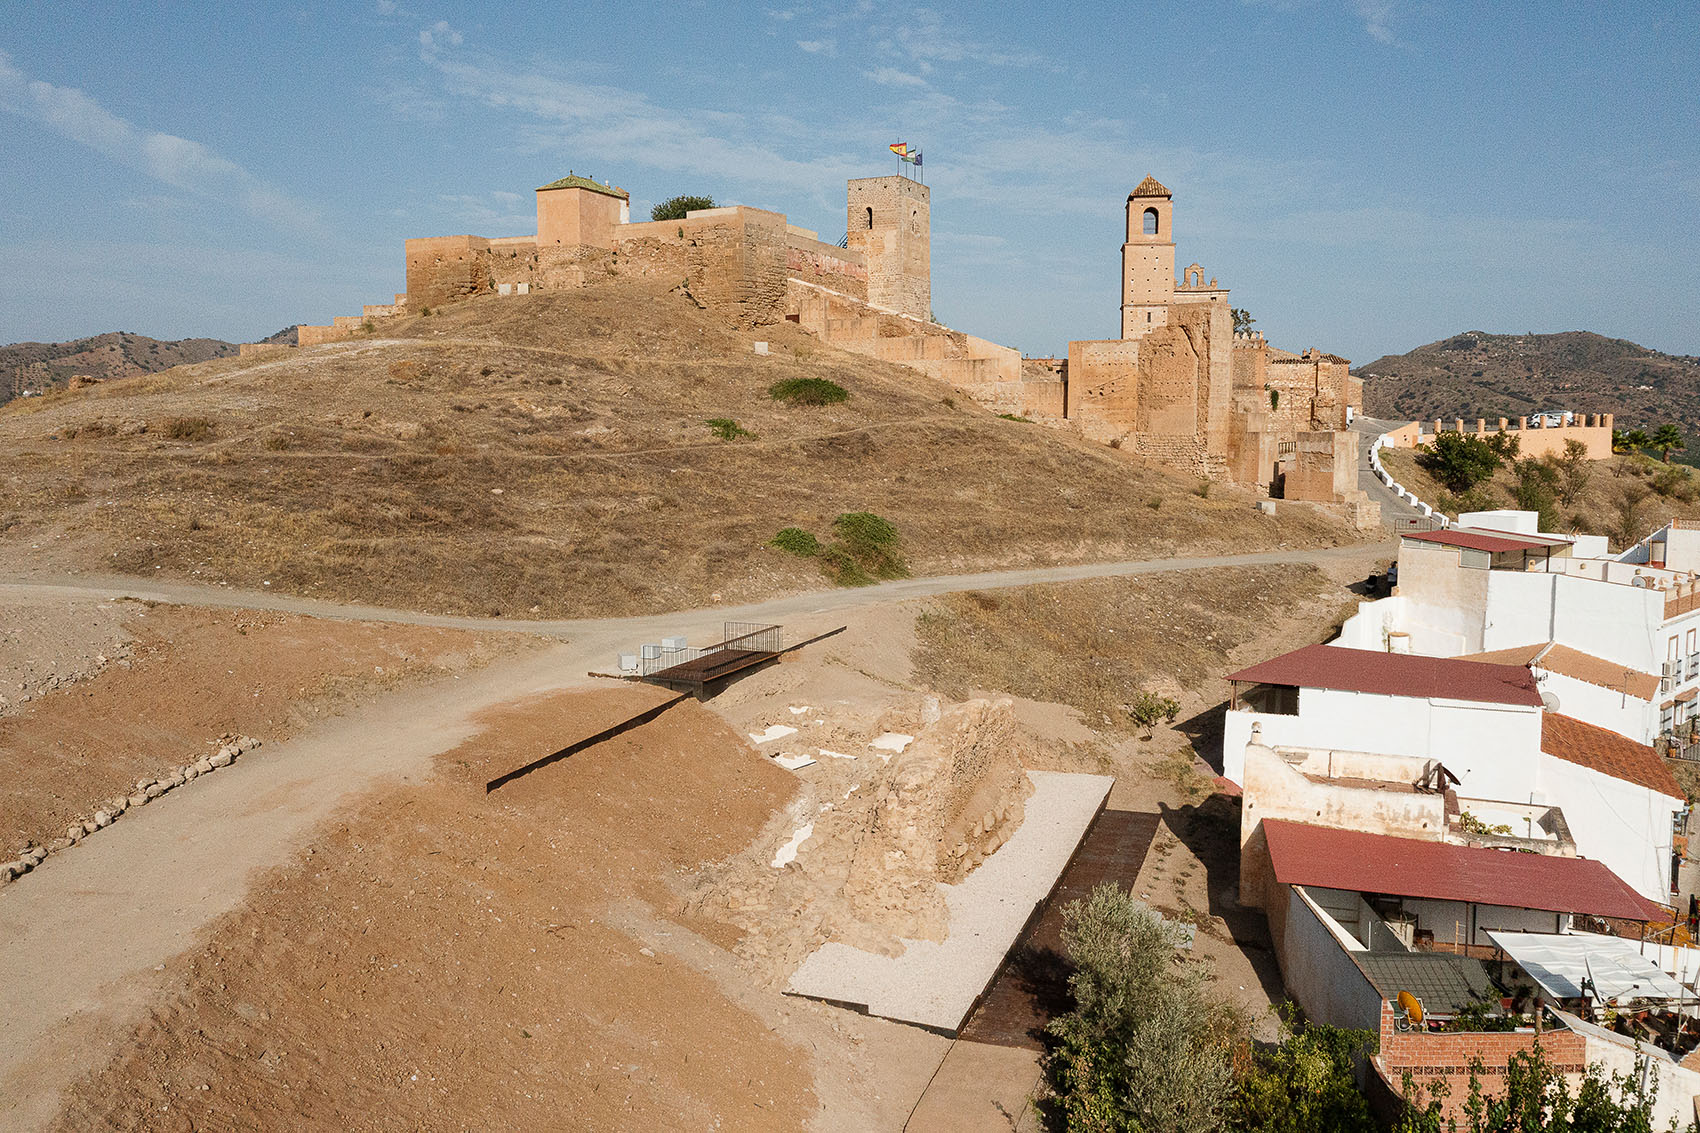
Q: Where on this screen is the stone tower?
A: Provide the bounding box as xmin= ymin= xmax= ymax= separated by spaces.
xmin=847 ymin=175 xmax=931 ymax=321
xmin=1121 ymin=175 xmax=1175 ymax=340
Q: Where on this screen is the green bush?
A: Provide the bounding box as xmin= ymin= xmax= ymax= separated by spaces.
xmin=770 ymin=527 xmax=820 ymax=556
xmin=1652 ymin=464 xmax=1697 ymax=502
xmin=768 ymin=377 xmax=849 ymax=406
xmin=832 ymin=511 xmax=897 ymax=552
xmin=832 ymin=511 xmax=906 ymax=580
xmin=705 ymin=417 xmax=753 ymax=441
xmin=997 ymin=412 xmax=1033 ymax=422
xmin=1127 ymin=691 xmax=1180 ymax=735
xmin=1417 ymin=432 xmax=1504 ymax=492
xmin=1510 ymin=458 xmax=1560 ymax=531
xmin=1043 ymin=885 xmax=1236 ymax=1133
xmin=818 ymin=545 xmax=873 ymax=587
xmin=650 ymin=194 xmax=714 ymax=222
xmin=1232 ymin=1012 xmax=1377 ymax=1133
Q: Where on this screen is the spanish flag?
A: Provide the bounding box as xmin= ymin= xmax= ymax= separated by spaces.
xmin=889 ymin=142 xmax=908 ymax=158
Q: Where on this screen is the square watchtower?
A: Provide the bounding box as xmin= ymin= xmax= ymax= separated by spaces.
xmin=847 ymin=176 xmax=931 ymax=321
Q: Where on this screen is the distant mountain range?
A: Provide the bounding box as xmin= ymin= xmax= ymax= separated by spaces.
xmin=1357 ymin=331 xmax=1700 ymax=435
xmin=0 ymin=327 xmax=298 ymax=406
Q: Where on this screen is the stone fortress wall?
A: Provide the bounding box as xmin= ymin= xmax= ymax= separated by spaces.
xmin=273 ymin=168 xmax=1374 ymax=527
xmin=1382 ymin=414 xmax=1614 ymax=461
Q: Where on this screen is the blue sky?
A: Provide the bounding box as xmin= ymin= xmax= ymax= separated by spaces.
xmin=1 ymin=1 xmax=1695 ymax=363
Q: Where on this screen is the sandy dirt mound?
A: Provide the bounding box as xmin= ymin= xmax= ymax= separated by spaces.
xmin=684 ymin=697 xmax=1037 ymax=981
xmin=49 ymin=687 xmax=817 ymax=1132
xmin=0 ymin=601 xmax=532 ymax=852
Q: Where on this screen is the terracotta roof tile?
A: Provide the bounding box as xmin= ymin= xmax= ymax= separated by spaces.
xmin=1128 ymin=175 xmax=1171 ymax=199
xmin=1226 ymin=644 xmax=1544 ymax=707
xmin=1541 ymin=712 xmax=1683 ymax=799
xmin=1403 ymin=530 xmax=1553 ymax=554
xmin=1461 ymin=643 xmax=1661 ymax=702
xmin=1262 ymin=819 xmax=1665 ymax=921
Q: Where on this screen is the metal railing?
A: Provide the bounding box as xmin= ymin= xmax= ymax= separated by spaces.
xmin=635 ymin=622 xmax=783 ymax=676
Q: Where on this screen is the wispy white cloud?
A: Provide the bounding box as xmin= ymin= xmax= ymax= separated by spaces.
xmin=0 ymin=50 xmax=319 ymax=232
xmin=413 ymin=23 xmax=867 ymax=197
xmin=796 ymin=38 xmax=835 ymax=54
xmin=1353 ymin=0 xmax=1399 ymax=44
xmin=433 ymin=190 xmax=533 ymax=230
xmin=419 ymin=19 xmax=463 ymax=49
xmin=864 ymin=65 xmax=927 ymax=88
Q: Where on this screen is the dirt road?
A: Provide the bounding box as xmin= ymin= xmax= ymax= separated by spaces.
xmin=0 ymin=541 xmax=1389 ymax=636
xmin=0 ymin=541 xmax=1388 ymax=1128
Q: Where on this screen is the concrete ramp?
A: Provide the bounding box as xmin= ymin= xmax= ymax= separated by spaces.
xmin=786 ymin=770 xmax=1113 ymax=1034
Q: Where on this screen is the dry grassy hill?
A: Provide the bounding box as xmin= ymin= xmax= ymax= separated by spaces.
xmin=1379 ymin=446 xmax=1700 ymax=548
xmin=0 ymin=281 xmax=1355 ymax=617
xmin=1359 ymin=330 xmax=1700 ymax=438
xmin=0 ymin=332 xmax=250 ymax=406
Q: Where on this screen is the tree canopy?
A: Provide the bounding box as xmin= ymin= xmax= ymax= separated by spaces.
xmin=1417 ymin=432 xmax=1505 ymax=493
xmin=650 ymin=194 xmax=714 ymax=222
xmin=1653 ymin=423 xmax=1686 ymax=463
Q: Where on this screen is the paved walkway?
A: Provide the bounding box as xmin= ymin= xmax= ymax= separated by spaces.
xmin=0 ymin=542 xmax=1388 ymax=1128
xmin=1352 ymin=415 xmax=1432 ymax=530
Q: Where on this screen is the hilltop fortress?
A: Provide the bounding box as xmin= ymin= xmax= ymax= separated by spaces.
xmin=288 ymin=170 xmax=1374 ymax=524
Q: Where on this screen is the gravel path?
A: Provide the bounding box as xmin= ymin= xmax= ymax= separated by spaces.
xmin=0 ymin=541 xmax=1389 ymax=637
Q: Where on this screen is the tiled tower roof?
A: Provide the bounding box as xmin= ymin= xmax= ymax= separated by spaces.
xmin=1128 ymin=175 xmax=1171 ymax=199
xmin=536 ymin=175 xmax=629 ymax=200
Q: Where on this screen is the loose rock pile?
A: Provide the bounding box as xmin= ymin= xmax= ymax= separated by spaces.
xmin=1 ymin=734 xmax=261 ymax=884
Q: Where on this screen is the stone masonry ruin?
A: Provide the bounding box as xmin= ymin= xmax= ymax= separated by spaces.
xmin=275 ymin=167 xmax=1373 ymax=525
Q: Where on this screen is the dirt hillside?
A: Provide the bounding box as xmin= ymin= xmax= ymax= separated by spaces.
xmin=0 ymin=280 xmax=1353 ymax=618
xmin=47 ymin=687 xmax=820 ymax=1132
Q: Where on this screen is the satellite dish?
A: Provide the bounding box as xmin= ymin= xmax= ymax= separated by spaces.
xmin=1541 ymin=691 xmax=1562 ymax=712
xmin=1632 ymin=575 xmax=1650 ymax=588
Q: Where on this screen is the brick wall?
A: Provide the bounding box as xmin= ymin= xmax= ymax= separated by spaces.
xmin=1375 ymin=999 xmax=1586 ymax=1120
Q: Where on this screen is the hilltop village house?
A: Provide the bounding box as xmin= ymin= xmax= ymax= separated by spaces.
xmin=1225 ymin=505 xmax=1700 ymax=1121
xmin=277 ymin=170 xmax=1373 ymax=523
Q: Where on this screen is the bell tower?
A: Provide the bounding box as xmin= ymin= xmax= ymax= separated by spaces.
xmin=1121 ymin=175 xmax=1175 ymax=340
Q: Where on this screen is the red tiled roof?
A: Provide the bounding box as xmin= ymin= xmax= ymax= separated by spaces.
xmin=1541 ymin=712 xmax=1684 ymax=799
xmin=1403 ymin=530 xmax=1553 ymax=554
xmin=1262 ymin=819 xmax=1666 ymax=921
xmin=1461 ymin=643 xmax=1662 ymax=702
xmin=1226 ymin=644 xmax=1544 ymax=707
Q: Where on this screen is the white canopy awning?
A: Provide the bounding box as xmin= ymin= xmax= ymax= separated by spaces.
xmin=1487 ymin=931 xmax=1689 ymax=1005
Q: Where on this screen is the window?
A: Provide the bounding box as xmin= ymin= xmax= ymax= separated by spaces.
xmin=1143 ymin=207 xmax=1159 ymax=236
xmin=1663 ymin=704 xmax=1677 ymax=734
xmin=865 ymin=207 xmax=874 ymax=229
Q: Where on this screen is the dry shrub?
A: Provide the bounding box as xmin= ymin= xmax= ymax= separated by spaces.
xmin=164 ymin=417 xmax=214 ymax=442
xmin=389 ymin=360 xmax=426 ymax=384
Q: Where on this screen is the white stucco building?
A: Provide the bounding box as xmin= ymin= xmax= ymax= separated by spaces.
xmin=1224 ymin=644 xmax=1684 ymax=902
xmin=1336 ymin=510 xmax=1700 ymax=743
